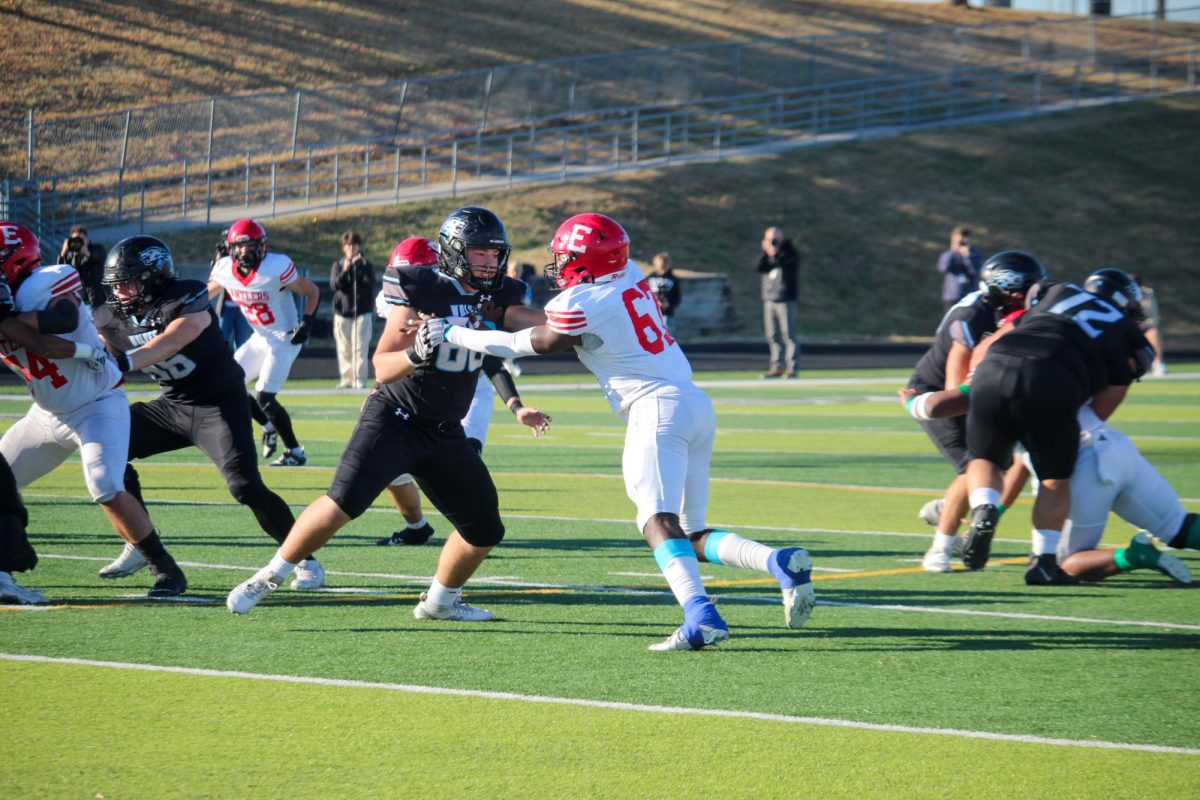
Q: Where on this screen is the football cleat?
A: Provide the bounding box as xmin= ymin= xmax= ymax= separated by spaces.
xmin=918 ymin=498 xmax=945 ymax=527
xmin=290 ymin=558 xmax=326 ymax=590
xmin=1132 ymin=532 xmax=1192 ymax=585
xmin=1024 ymin=553 xmax=1078 ymax=586
xmin=648 ymin=623 xmax=730 ymax=652
xmin=147 ymin=559 xmax=188 ymax=598
xmin=261 ymin=427 xmax=278 ymax=459
xmin=98 ymin=542 xmax=149 ymax=579
xmin=922 ymin=547 xmax=954 ymax=573
xmin=1155 ymin=554 xmax=1193 ymax=585
xmin=227 ymin=568 xmax=282 ymax=614
xmin=413 ymin=592 xmax=493 ymax=621
xmin=962 ymin=504 xmax=999 ymax=570
xmin=376 ymin=522 xmax=436 ymax=546
xmin=269 ymin=447 xmax=306 ymax=467
xmin=768 ymin=547 xmax=815 ymax=629
xmin=0 ymin=571 xmax=48 ymax=605
xmin=649 ymin=596 xmax=729 ymax=652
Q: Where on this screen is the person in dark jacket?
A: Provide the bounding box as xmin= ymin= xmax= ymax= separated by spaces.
xmin=756 ymin=226 xmax=800 ymax=378
xmin=58 ymin=225 xmax=108 ymax=310
xmin=330 ymin=230 xmax=376 ymax=388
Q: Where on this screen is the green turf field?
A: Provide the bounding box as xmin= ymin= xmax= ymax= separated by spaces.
xmin=3 ymin=367 xmax=1198 ymax=799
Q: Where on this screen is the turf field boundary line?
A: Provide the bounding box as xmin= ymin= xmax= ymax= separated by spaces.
xmin=30 ymin=553 xmax=1200 ymax=630
xmin=3 ymin=652 xmax=1197 ymax=754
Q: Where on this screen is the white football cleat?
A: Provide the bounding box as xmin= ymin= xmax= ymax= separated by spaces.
xmin=1155 ymin=553 xmax=1192 ymax=585
xmin=648 ymin=624 xmax=729 ymax=652
xmin=0 ymin=571 xmax=47 ymax=605
xmin=261 ymin=427 xmax=278 ymax=459
xmin=922 ymin=547 xmax=953 ymax=573
xmin=412 ymin=593 xmax=493 ymax=621
xmin=98 ymin=542 xmax=149 ymax=579
xmin=227 ymin=569 xmax=281 ymax=615
xmin=918 ymin=499 xmax=945 ymax=527
xmin=290 ymin=558 xmax=325 ymax=590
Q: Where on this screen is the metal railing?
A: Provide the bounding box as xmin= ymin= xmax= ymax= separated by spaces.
xmin=5 ymin=39 xmax=1193 ymax=250
xmin=9 ymin=14 xmax=1194 ymax=185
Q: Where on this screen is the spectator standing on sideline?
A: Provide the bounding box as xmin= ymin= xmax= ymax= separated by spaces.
xmin=647 ymin=252 xmax=681 ymax=331
xmin=937 ymin=226 xmax=981 ymax=310
xmin=330 ymin=230 xmax=376 ymax=389
xmin=757 ymin=226 xmax=799 ymax=379
xmin=58 ymin=225 xmax=107 ymax=310
xmin=1133 ymin=274 xmax=1167 ymax=376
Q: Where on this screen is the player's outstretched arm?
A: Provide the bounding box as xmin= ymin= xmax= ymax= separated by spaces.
xmin=483 ymin=357 xmax=551 ymax=437
xmin=0 ymin=317 xmax=82 ymax=360
xmin=900 ymin=386 xmax=969 ymax=421
xmin=116 ymin=312 xmax=209 ymax=373
xmin=442 ymin=320 xmax=578 ymax=357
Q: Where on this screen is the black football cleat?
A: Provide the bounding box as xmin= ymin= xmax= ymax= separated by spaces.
xmin=376 ymin=522 xmax=436 ymax=546
xmin=147 ymin=558 xmax=188 ymax=598
xmin=962 ymin=504 xmax=999 ymax=570
xmin=1024 ymin=554 xmax=1079 ymax=586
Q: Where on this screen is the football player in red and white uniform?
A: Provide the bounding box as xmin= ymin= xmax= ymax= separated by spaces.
xmin=431 ymin=213 xmax=816 ymax=651
xmin=0 ymin=221 xmax=187 ymax=598
xmin=208 ymin=219 xmax=320 ymax=466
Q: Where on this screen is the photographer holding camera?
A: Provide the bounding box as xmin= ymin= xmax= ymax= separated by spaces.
xmin=756 ymin=226 xmax=800 ymax=379
xmin=330 ymin=230 xmax=376 ymax=389
xmin=58 ymin=225 xmax=107 ymax=309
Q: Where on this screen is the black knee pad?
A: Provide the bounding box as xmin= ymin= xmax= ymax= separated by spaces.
xmin=256 ymin=391 xmax=281 ymax=416
xmin=458 ymin=519 xmax=505 ymax=548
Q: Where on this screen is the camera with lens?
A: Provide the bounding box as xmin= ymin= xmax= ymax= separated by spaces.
xmin=63 ymin=236 xmax=87 ymax=268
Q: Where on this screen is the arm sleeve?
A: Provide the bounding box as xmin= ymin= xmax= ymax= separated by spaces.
xmin=483 ymin=357 xmax=519 ymax=405
xmin=444 ymin=324 xmax=537 ymax=358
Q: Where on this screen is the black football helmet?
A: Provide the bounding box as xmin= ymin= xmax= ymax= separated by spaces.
xmin=103 ymin=235 xmax=177 ymax=319
xmin=978 ymin=250 xmax=1047 ymax=312
xmin=437 ymin=206 xmax=510 ymax=291
xmin=1084 ymin=268 xmax=1145 ymax=323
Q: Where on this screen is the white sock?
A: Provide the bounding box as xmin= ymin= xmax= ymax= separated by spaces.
xmin=267 ymin=551 xmax=295 ymax=579
xmin=931 ymin=532 xmax=958 ymax=553
xmin=407 ymin=516 xmax=428 ymax=529
xmin=654 ymin=540 xmax=707 ymax=607
xmin=424 ymin=578 xmax=461 ymax=608
xmin=1032 ymin=529 xmax=1061 ymax=556
xmin=712 ymin=532 xmax=772 ymax=572
xmin=263 ymin=422 xmax=276 ymax=433
xmin=968 ymin=488 xmax=1001 ymax=510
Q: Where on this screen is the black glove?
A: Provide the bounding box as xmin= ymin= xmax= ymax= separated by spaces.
xmin=114 ymin=351 xmax=133 ymax=373
xmin=0 ymin=282 xmax=15 ymax=324
xmin=290 ymin=314 xmax=315 ymax=345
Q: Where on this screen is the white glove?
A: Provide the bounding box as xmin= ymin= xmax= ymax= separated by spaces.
xmin=406 ymin=318 xmax=447 ymax=365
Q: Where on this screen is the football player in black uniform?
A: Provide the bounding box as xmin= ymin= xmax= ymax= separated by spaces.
xmin=907 ymin=251 xmax=1045 ymax=572
xmin=227 ymin=206 xmax=538 ymax=618
xmin=961 ymin=267 xmax=1155 ymax=579
xmin=92 ymin=236 xmax=324 ymax=591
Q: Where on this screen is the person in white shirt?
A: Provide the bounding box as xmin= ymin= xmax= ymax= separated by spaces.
xmin=207 ymin=218 xmax=320 ymax=466
xmin=424 ymin=212 xmax=816 ymax=651
xmin=0 ymin=221 xmax=187 ymax=598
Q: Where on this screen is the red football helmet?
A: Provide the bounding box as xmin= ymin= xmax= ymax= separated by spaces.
xmin=226 ymin=218 xmax=267 ymax=272
xmin=389 ymin=237 xmax=439 ymax=268
xmin=545 ymin=213 xmax=630 ymax=289
xmin=0 ymin=221 xmax=42 ymax=286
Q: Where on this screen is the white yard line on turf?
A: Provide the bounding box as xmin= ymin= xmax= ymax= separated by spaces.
xmin=33 ymin=553 xmax=1200 ymax=631
xmin=1 ymin=652 xmax=1196 ymax=754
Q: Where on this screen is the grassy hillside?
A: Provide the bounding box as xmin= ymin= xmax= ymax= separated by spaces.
xmin=1 ymin=0 xmax=1057 ymax=120
xmin=168 ymin=93 xmax=1200 ymax=341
